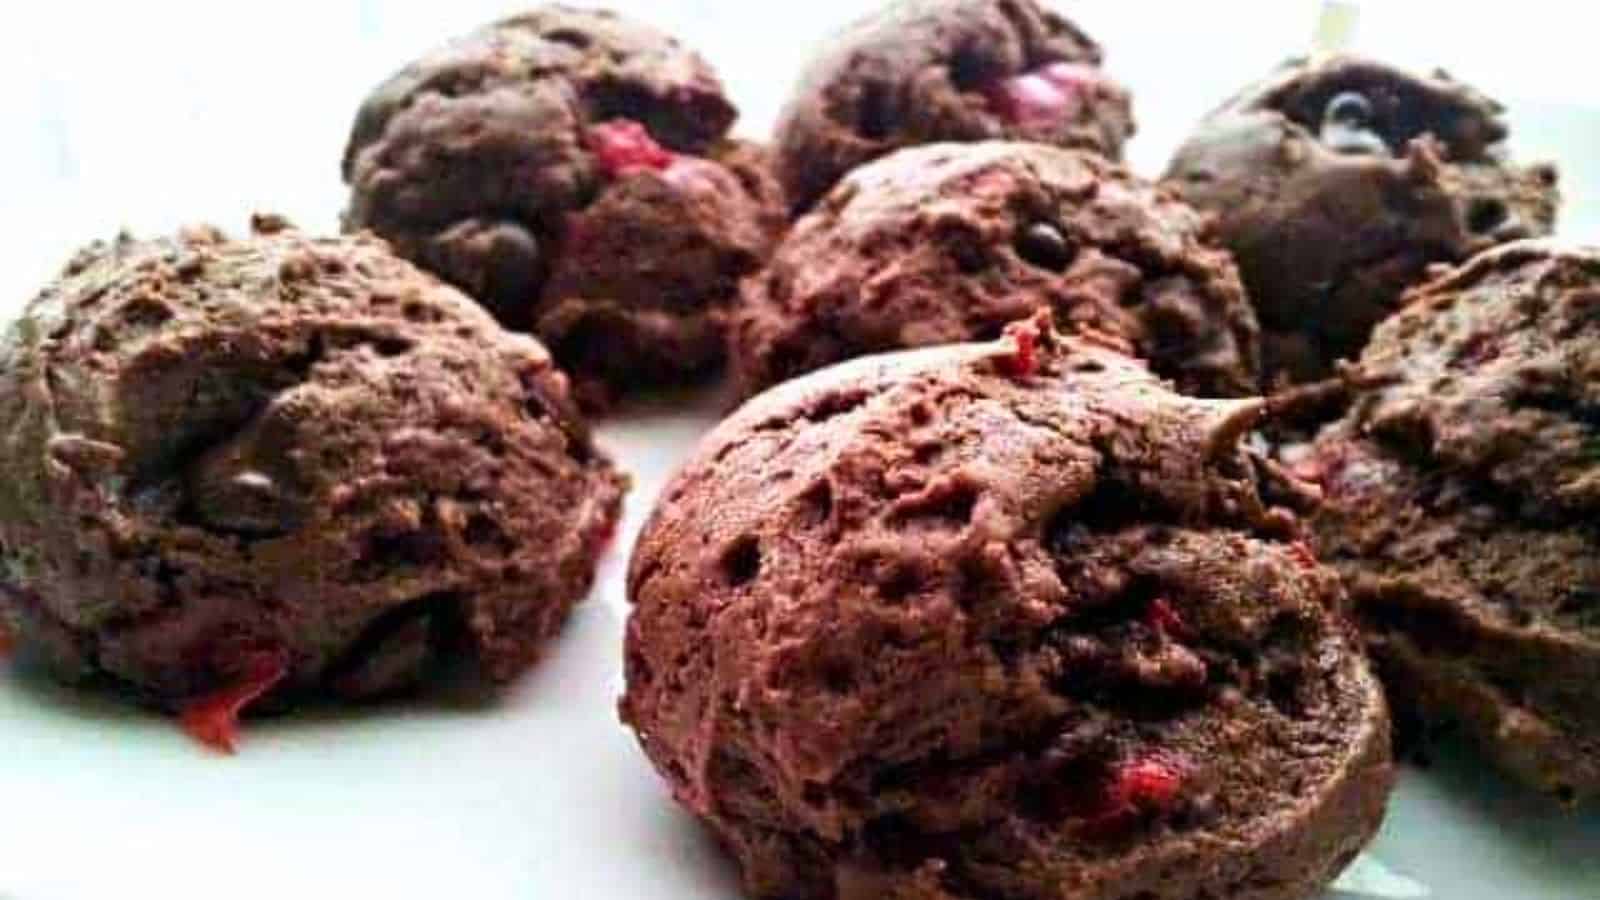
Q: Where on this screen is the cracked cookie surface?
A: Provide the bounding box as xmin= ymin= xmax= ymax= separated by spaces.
xmin=625 ymin=318 xmax=1390 ymax=899
xmin=0 ymin=217 xmax=626 ymax=708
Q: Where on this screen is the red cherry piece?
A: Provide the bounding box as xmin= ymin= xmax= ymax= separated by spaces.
xmin=0 ymin=620 xmax=13 ymax=656
xmin=178 ymin=650 xmax=289 ymax=754
xmin=587 ymin=119 xmax=675 ymax=178
xmin=986 ymin=62 xmax=1102 ymax=125
xmin=1109 ymin=756 xmax=1185 ymax=812
xmin=998 ymin=319 xmax=1040 ymax=377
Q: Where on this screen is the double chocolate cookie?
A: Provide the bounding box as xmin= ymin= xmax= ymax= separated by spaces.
xmin=773 ymin=0 xmax=1135 ymax=214
xmin=1304 ymin=242 xmax=1600 ymax=805
xmin=343 ymin=5 xmax=784 ymax=407
xmin=625 ymin=316 xmax=1392 ymax=899
xmin=0 ymin=218 xmax=625 ymax=734
xmin=1166 ymin=55 xmax=1559 ymax=385
xmin=731 ymin=142 xmax=1260 ymax=401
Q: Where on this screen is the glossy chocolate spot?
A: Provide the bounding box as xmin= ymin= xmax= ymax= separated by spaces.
xmin=1015 ymin=222 xmax=1077 ymax=272
xmin=1466 ymin=196 xmax=1511 ymax=235
xmin=1320 ymin=90 xmax=1387 ymax=156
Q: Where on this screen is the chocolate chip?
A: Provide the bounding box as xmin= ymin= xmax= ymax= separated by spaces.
xmin=1015 ymin=222 xmax=1077 ymax=271
xmin=1324 ymin=91 xmax=1374 ymax=129
xmin=1320 ymin=90 xmax=1387 ymax=156
xmin=1466 ymin=197 xmax=1511 ymax=235
xmin=187 ymin=440 xmax=309 ymax=537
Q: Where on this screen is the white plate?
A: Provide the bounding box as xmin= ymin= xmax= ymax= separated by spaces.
xmin=2 ymin=2 xmax=1598 ymax=897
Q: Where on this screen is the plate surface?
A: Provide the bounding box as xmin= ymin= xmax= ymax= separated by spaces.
xmin=1 ymin=2 xmax=1598 ymax=898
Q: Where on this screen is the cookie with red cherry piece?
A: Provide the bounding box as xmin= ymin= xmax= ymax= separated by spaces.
xmin=623 ymin=315 xmax=1392 ymax=899
xmin=731 ymin=142 xmax=1260 ymax=402
xmin=772 ymin=0 xmax=1135 ymax=215
xmin=342 ymin=5 xmax=784 ymax=408
xmin=0 ymin=217 xmax=626 ymax=751
xmin=1165 ymin=55 xmax=1559 ymax=386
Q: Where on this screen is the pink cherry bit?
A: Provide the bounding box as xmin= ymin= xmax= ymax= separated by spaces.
xmin=986 ymin=62 xmax=1105 ymax=126
xmin=587 ymin=119 xmax=675 ymax=178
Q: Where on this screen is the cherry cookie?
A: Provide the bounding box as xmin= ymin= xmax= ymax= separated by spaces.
xmin=0 ymin=218 xmax=625 ymax=749
xmin=342 ymin=5 xmax=784 ymax=407
xmin=625 ymin=316 xmax=1392 ymax=900
xmin=772 ymin=0 xmax=1134 ymax=214
xmin=732 ymin=142 xmax=1260 ymax=402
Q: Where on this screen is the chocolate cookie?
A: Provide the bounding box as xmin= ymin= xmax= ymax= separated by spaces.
xmin=624 ymin=316 xmax=1391 ymax=899
xmin=731 ymin=142 xmax=1260 ymax=402
xmin=0 ymin=218 xmax=626 ymax=731
xmin=342 ymin=5 xmax=783 ymax=407
xmin=773 ymin=0 xmax=1134 ymax=215
xmin=1302 ymin=242 xmax=1600 ymax=805
xmin=1165 ymin=55 xmax=1559 ymax=385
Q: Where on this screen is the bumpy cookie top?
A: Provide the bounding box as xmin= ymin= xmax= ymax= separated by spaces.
xmin=1166 ymin=55 xmax=1559 ymax=383
xmin=1303 ymin=242 xmax=1600 ymax=802
xmin=344 ymin=5 xmax=733 ymax=179
xmin=1342 ymin=241 xmax=1600 ymax=513
xmin=625 ymin=318 xmax=1388 ymax=898
xmin=773 ymin=0 xmax=1134 ymax=213
xmin=341 ymin=6 xmax=742 ymax=319
xmin=732 ymin=142 xmax=1260 ymax=399
xmin=341 ymin=6 xmax=786 ymax=405
xmin=0 ymin=217 xmax=624 ymax=702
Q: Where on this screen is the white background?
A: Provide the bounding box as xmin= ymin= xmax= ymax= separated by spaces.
xmin=0 ymin=2 xmax=1597 ymax=899
xmin=2 ymin=0 xmax=1598 ymax=310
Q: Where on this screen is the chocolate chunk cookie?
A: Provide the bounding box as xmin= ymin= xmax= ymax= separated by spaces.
xmin=624 ymin=316 xmax=1392 ymax=899
xmin=773 ymin=0 xmax=1135 ymax=215
xmin=731 ymin=142 xmax=1260 ymax=402
xmin=1166 ymin=55 xmax=1559 ymax=385
xmin=342 ymin=5 xmax=783 ymax=407
xmin=0 ymin=218 xmax=626 ymax=722
xmin=1302 ymin=242 xmax=1600 ymax=805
